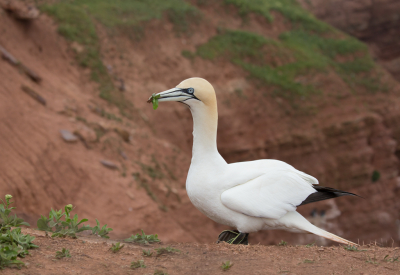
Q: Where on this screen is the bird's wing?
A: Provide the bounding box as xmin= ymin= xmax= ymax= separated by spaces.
xmin=221 ymin=169 xmax=317 ymax=220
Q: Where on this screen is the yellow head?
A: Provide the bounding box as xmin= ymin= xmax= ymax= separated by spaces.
xmin=149 ymin=77 xmax=217 ymax=108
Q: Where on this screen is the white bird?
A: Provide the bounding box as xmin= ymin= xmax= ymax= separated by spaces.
xmin=148 ymin=77 xmax=358 ymax=245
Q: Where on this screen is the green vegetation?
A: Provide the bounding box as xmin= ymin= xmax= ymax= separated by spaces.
xmin=148 ymin=94 xmax=161 ymax=110
xmin=37 ymin=204 xmax=112 ymax=239
xmin=190 ymin=28 xmax=381 ymax=99
xmin=303 ymin=259 xmax=314 ymax=264
xmin=221 ymin=260 xmax=233 ymax=271
xmin=0 ymin=195 xmax=37 ymax=269
xmin=142 ymin=249 xmax=154 ymax=257
xmin=278 ymin=240 xmax=287 ymax=246
xmin=124 ymin=230 xmax=161 ymax=244
xmin=384 ymin=255 xmax=399 ymax=263
xmin=110 ymin=242 xmax=124 ymax=253
xmin=91 ymin=219 xmax=113 ymax=239
xmin=224 ymin=0 xmax=332 ymax=33
xmin=155 ymin=246 xmax=180 ymax=256
xmin=366 ymin=255 xmax=378 ymax=265
xmin=131 ymin=259 xmax=146 ymax=269
xmin=344 ymin=245 xmax=365 ymax=252
xmin=55 ymin=248 xmax=71 ymax=259
xmin=41 ymin=0 xmax=198 ymax=110
xmin=305 ymin=242 xmax=315 ymax=248
xmin=371 ymin=170 xmax=380 ymax=182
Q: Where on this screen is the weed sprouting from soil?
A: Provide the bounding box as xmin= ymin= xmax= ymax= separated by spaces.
xmin=37 ymin=204 xmax=112 ymax=239
xmin=55 ymin=248 xmax=71 ymax=259
xmin=303 ymin=259 xmax=314 ymax=264
xmin=0 ymin=195 xmax=37 ymax=269
xmin=110 ymin=242 xmax=124 ymax=253
xmin=366 ymin=255 xmax=378 ymax=265
xmin=124 ymin=230 xmax=161 ymax=244
xmin=305 ymin=242 xmax=315 ymax=248
xmin=130 ymin=259 xmax=146 ymax=269
xmin=384 ymin=255 xmax=399 ymax=263
xmin=344 ymin=245 xmax=365 ymax=252
xmin=142 ymin=249 xmax=154 ymax=257
xmin=221 ymin=260 xmax=233 ymax=271
xmin=91 ymin=219 xmax=113 ymax=239
xmin=154 ymin=269 xmax=168 ymax=275
xmin=155 ymin=246 xmax=180 ymax=256
xmin=278 ymin=240 xmax=287 ymax=246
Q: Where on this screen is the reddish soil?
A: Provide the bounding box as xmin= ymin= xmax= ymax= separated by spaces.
xmin=1 ymin=0 xmax=400 ymax=258
xmin=2 ymin=228 xmax=400 ymax=275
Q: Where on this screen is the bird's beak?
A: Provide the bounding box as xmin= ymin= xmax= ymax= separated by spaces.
xmin=147 ymin=87 xmax=198 ymax=103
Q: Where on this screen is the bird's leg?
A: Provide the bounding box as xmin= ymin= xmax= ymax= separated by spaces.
xmin=217 ymin=230 xmax=249 ymax=245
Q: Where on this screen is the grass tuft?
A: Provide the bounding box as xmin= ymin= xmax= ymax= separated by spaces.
xmin=124 ymin=230 xmax=161 ymax=244
xmin=221 ymin=260 xmax=233 ymax=271
xmin=55 ymin=248 xmax=71 ymax=259
xmin=110 ymin=242 xmax=124 ymax=253
xmin=155 ymin=246 xmax=180 ymax=256
xmin=278 ymin=240 xmax=287 ymax=246
xmin=142 ymin=249 xmax=154 ymax=257
xmin=131 ymin=259 xmax=146 ymax=269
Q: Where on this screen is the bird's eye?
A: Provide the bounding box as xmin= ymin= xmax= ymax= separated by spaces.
xmin=188 ymin=88 xmax=194 ymax=94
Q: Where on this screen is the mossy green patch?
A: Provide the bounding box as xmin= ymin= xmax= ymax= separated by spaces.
xmin=41 ymin=0 xmax=199 ymax=110
xmin=224 ymin=0 xmax=332 ymax=33
xmin=190 ymin=28 xmax=383 ymax=98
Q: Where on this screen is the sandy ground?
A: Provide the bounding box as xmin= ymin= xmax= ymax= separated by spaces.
xmin=2 ymin=228 xmax=400 ymax=275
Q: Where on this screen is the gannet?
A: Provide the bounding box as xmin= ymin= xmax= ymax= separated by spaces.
xmin=148 ymin=77 xmax=358 ymax=245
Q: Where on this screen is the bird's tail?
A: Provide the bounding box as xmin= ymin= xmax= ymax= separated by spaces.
xmin=306 ymin=226 xmax=357 ymax=246
xmin=279 ymin=211 xmax=358 ymax=246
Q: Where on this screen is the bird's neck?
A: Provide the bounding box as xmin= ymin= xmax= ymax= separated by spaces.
xmin=190 ymin=103 xmax=225 ymax=165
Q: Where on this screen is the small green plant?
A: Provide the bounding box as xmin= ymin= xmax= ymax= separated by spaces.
xmin=221 ymin=260 xmax=233 ymax=271
xmin=37 ymin=205 xmax=112 ymax=239
xmin=0 ymin=195 xmax=30 ymax=232
xmin=154 ymin=270 xmax=168 ymax=275
xmin=305 ymin=242 xmax=315 ymax=248
xmin=91 ymin=219 xmax=113 ymax=239
xmin=366 ymin=255 xmax=378 ymax=265
xmin=278 ymin=240 xmax=287 ymax=246
xmin=303 ymin=259 xmax=314 ymax=263
xmin=142 ymin=249 xmax=153 ymax=257
xmin=155 ymin=246 xmax=180 ymax=256
xmin=0 ymin=195 xmax=37 ymax=270
xmin=124 ymin=230 xmax=161 ymax=244
xmin=384 ymin=255 xmax=399 ymax=263
xmin=130 ymin=259 xmax=146 ymax=269
xmin=55 ymin=248 xmax=71 ymax=259
xmin=110 ymin=242 xmax=124 ymax=253
xmin=0 ymin=244 xmax=25 ymax=269
xmin=344 ymin=245 xmax=365 ymax=252
xmin=37 ymin=204 xmax=91 ymax=238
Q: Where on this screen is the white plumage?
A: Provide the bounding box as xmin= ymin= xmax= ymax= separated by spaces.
xmin=150 ymin=77 xmax=356 ymax=245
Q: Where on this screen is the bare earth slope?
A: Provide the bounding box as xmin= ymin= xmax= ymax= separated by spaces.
xmin=1 ymin=0 xmax=400 ymax=248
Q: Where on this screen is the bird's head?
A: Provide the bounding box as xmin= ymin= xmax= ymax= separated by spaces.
xmin=147 ymin=77 xmax=216 ymax=109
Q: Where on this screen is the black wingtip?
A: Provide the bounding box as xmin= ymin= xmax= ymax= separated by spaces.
xmin=298 ymin=185 xmax=363 ymax=206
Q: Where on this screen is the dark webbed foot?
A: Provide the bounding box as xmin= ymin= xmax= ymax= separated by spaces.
xmin=217 ymin=230 xmax=249 ymax=245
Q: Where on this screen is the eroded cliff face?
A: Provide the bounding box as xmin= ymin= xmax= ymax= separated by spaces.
xmin=300 ymin=0 xmax=400 ymax=81
xmin=1 ymin=1 xmax=400 ymax=246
